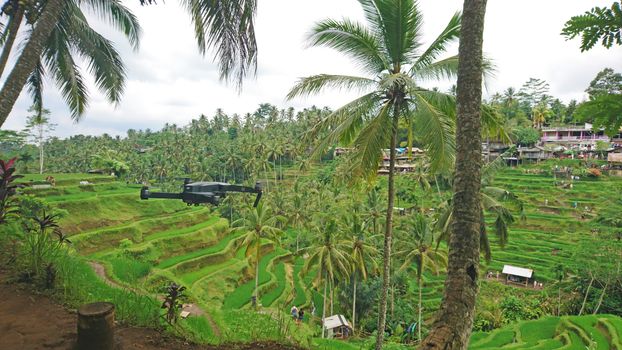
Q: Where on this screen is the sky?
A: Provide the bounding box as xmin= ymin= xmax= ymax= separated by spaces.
xmin=2 ymin=0 xmax=622 ymax=138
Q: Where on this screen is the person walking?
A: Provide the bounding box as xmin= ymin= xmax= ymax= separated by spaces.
xmin=290 ymin=305 xmax=298 ymax=321
xmin=297 ymin=309 xmax=304 ymax=325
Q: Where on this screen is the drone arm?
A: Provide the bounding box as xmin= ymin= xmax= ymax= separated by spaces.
xmin=220 ymin=183 xmax=262 ymax=208
xmin=140 ymin=186 xmax=183 ymax=200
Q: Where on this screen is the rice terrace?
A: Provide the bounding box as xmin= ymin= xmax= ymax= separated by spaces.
xmin=0 ymin=0 xmax=621 ymax=349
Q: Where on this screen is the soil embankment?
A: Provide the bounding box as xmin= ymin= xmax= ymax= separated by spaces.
xmin=0 ymin=272 xmax=301 ymax=350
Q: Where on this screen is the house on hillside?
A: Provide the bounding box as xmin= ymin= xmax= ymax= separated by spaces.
xmin=502 ymin=264 xmax=533 ymax=287
xmin=517 ymin=146 xmax=553 ymax=162
xmin=540 ymin=123 xmax=610 ymax=151
xmin=323 ymin=315 xmax=353 ymax=339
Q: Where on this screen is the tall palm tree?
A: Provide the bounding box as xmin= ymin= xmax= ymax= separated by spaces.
xmin=339 ymin=212 xmax=378 ymax=333
xmin=364 ymin=188 xmax=384 ymax=236
xmin=302 ymin=220 xmax=351 ymax=338
xmin=287 ymin=2 xmax=462 ymax=346
xmin=0 ymin=0 xmax=139 ymax=124
xmin=235 ymin=203 xmax=282 ymax=308
xmin=532 ymin=102 xmax=551 ymax=129
xmin=422 ymin=0 xmax=488 ymax=348
xmin=435 ymin=151 xmax=524 ymax=261
xmin=0 ymin=0 xmax=258 ymax=126
xmin=396 ymin=213 xmax=446 ymax=342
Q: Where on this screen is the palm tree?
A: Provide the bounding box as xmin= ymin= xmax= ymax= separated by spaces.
xmin=0 ymin=0 xmax=140 ymax=124
xmin=532 ymin=103 xmax=551 ymax=129
xmin=422 ymin=0 xmax=488 ymax=348
xmin=339 ymin=212 xmax=378 ymax=333
xmin=287 ymin=3 xmax=466 ymax=344
xmin=435 ymin=152 xmax=525 ymax=261
xmin=364 ymin=188 xmax=384 ymax=236
xmin=288 ymin=187 xmax=308 ymax=253
xmin=302 ymin=219 xmax=351 ymax=338
xmin=235 ymin=203 xmax=282 ymax=308
xmin=0 ymin=0 xmax=258 ymax=126
xmin=396 ymin=213 xmax=446 ymax=342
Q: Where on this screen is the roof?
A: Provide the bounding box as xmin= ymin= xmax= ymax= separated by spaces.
xmin=323 ymin=315 xmax=351 ymax=330
xmin=502 ymin=265 xmax=533 ymax=278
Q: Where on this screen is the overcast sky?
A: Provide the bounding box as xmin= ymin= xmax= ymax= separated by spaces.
xmin=2 ymin=0 xmax=622 ymax=137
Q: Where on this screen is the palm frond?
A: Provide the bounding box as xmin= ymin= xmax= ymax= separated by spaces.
xmin=410 ymin=90 xmax=456 ymax=173
xmin=287 ymin=74 xmax=376 ymax=99
xmin=480 ymin=209 xmax=491 ymax=262
xmin=481 ymin=104 xmax=511 ymax=143
xmin=411 ymin=11 xmax=460 ymax=69
xmin=307 ymin=18 xmax=390 ymax=74
xmin=42 ymin=27 xmax=89 ymax=119
xmin=377 ymin=0 xmax=423 ymax=65
xmin=26 ymin=60 xmax=45 ymax=116
xmin=411 ymin=54 xmax=458 ymax=82
xmin=306 ymin=92 xmax=381 ymax=159
xmin=347 ymin=101 xmax=393 ymax=181
xmin=80 ymin=0 xmax=141 ymax=50
xmin=64 ymin=5 xmax=126 ymax=110
xmin=180 ymin=0 xmax=257 ymax=88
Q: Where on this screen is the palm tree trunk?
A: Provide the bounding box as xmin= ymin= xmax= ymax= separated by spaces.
xmin=255 ymin=242 xmax=260 ymax=308
xmin=374 ymin=111 xmax=399 ymax=350
xmin=418 ymin=274 xmax=423 ymax=342
xmin=579 ymin=276 xmax=594 ymax=316
xmin=322 ymin=273 xmax=328 ymax=338
xmin=352 ymin=275 xmax=357 ymax=333
xmin=421 ymin=1 xmax=487 ymax=349
xmin=0 ymin=0 xmax=65 ymax=127
xmin=0 ymin=7 xmax=25 ymax=77
xmin=330 ymin=279 xmax=334 ymax=315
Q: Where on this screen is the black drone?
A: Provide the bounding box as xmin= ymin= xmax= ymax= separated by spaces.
xmin=140 ymin=179 xmax=262 ymax=207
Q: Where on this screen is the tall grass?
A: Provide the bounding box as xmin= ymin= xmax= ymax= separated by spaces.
xmin=53 ymin=252 xmax=160 ymax=327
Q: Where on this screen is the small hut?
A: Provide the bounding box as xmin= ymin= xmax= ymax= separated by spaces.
xmin=502 ymin=265 xmax=533 ymax=286
xmin=323 ymin=315 xmax=353 ymax=339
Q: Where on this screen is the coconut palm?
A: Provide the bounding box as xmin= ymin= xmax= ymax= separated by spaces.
xmin=286 ymin=2 xmax=462 ymax=344
xmin=0 ymin=0 xmax=258 ymax=126
xmin=532 ymin=102 xmax=551 ymax=129
xmin=423 ymin=1 xmax=488 ymax=347
xmin=396 ymin=213 xmax=447 ymax=342
xmin=235 ymin=203 xmax=283 ymax=308
xmin=436 ymin=149 xmax=524 ymax=260
xmin=364 ymin=188 xmax=384 ymax=236
xmin=338 ymin=212 xmax=378 ymax=332
xmin=302 ymin=219 xmax=351 ymax=338
xmin=0 ymin=0 xmax=140 ymax=124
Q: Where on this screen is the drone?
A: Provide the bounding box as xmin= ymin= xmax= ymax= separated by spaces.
xmin=140 ymin=179 xmax=262 ymax=207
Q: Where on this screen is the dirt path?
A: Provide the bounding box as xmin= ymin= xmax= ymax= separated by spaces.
xmin=89 ymin=261 xmax=222 ymax=337
xmin=0 ymin=271 xmax=300 ymax=350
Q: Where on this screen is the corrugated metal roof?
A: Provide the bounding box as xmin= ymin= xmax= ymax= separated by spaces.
xmin=323 ymin=314 xmax=351 ymax=330
xmin=502 ymin=265 xmax=533 ymax=278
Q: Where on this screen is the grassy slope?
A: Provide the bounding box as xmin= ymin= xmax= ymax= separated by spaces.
xmin=23 ymin=167 xmax=622 ymax=347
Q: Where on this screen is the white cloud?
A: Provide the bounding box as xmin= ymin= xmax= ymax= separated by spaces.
xmin=2 ymin=0 xmax=621 ymax=137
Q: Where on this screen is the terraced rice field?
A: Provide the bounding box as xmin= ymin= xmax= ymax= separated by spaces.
xmin=469 ymin=314 xmax=622 ymax=349
xmin=21 ymin=174 xmax=316 ymax=336
xmin=21 ymin=166 xmax=622 ymax=344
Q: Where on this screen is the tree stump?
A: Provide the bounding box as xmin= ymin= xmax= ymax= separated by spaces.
xmin=77 ymin=302 xmax=115 ymax=350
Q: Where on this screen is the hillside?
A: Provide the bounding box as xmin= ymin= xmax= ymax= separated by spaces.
xmin=12 ymin=161 xmax=622 ymax=347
